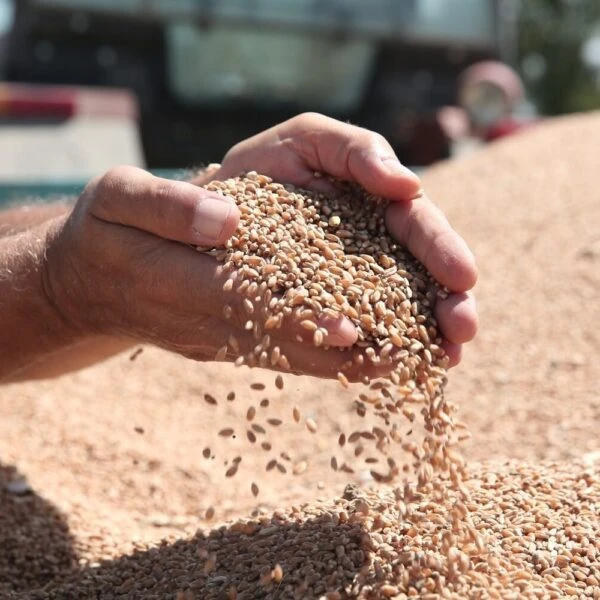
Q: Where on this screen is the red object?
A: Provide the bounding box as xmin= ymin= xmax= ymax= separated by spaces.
xmin=484 ymin=118 xmax=540 ymax=142
xmin=0 ymin=83 xmax=139 ymax=120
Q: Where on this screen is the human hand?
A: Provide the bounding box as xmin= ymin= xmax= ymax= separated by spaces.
xmin=192 ymin=113 xmax=478 ymax=367
xmin=43 ymin=166 xmax=363 ymax=378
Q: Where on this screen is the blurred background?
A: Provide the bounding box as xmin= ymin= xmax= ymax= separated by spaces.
xmin=0 ymin=0 xmax=599 ymax=185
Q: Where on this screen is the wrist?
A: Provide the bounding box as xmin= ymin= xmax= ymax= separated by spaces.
xmin=41 ymin=214 xmax=97 ymax=341
xmin=0 ymin=219 xmax=86 ymax=380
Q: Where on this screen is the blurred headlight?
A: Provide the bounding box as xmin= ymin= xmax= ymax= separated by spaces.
xmin=460 ymin=81 xmax=510 ymax=128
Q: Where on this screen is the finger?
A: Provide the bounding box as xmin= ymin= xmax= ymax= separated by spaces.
xmin=317 ymin=315 xmax=358 ymax=346
xmin=440 ymin=342 xmax=462 ymax=368
xmin=216 ymin=113 xmax=422 ymax=200
xmin=285 ymin=113 xmax=422 ymax=200
xmin=385 ymin=197 xmax=477 ymax=292
xmin=116 ymin=230 xmax=357 ymax=349
xmin=435 ymin=291 xmax=478 ymax=345
xmin=169 ymin=314 xmax=386 ymax=381
xmin=87 ymin=166 xmax=240 ymax=246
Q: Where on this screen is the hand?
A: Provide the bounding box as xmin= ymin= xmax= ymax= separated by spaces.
xmin=43 ymin=166 xmax=361 ymax=379
xmin=193 ymin=113 xmax=478 ymax=367
xmin=45 ymin=113 xmax=476 ymax=381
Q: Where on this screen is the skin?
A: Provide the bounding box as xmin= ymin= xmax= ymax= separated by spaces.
xmin=0 ymin=113 xmax=477 ymax=383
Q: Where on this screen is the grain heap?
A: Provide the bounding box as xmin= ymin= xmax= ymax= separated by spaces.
xmin=13 ymin=462 xmax=600 ymax=599
xmin=196 ymin=172 xmax=465 ymax=496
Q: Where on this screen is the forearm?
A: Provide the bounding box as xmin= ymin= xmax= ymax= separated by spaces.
xmin=0 ymin=219 xmax=131 ymax=382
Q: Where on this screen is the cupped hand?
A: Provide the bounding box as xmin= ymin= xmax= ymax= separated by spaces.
xmin=46 ymin=113 xmax=476 ymax=380
xmin=193 ymin=112 xmax=478 ymax=367
xmin=44 ymin=166 xmax=360 ymax=379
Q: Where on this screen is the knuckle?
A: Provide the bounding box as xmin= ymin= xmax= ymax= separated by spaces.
xmin=294 ymin=111 xmax=328 ymax=127
xmin=94 ymin=166 xmax=132 ymax=201
xmin=368 ymin=130 xmax=391 ymax=151
xmin=154 ymin=179 xmax=197 ymax=222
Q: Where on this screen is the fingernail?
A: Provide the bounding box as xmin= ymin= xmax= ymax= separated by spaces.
xmin=380 ymin=157 xmax=419 ymax=179
xmin=193 ymin=195 xmax=233 ymax=243
xmin=320 ymin=316 xmax=358 ymax=347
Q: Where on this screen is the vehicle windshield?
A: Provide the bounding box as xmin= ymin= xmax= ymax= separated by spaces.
xmin=165 ymin=0 xmax=495 ymax=110
xmin=166 ymin=25 xmax=376 ymax=111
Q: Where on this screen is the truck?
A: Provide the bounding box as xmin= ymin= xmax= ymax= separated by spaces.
xmin=1 ymin=0 xmax=518 ymax=168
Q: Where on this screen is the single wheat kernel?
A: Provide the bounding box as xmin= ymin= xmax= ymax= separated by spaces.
xmin=300 ymin=320 xmax=318 ymax=332
xmin=293 ymin=460 xmax=308 ymax=475
xmin=305 ymin=418 xmax=317 ymax=433
xmin=243 ymin=298 xmax=254 ymax=315
xmin=214 ymin=345 xmax=228 ymax=361
xmin=272 ymin=564 xmax=283 ymax=583
xmin=129 ymin=347 xmax=143 ymax=361
xmin=204 ymin=393 xmax=218 ymax=406
xmin=313 ymin=328 xmax=325 ymax=347
xmin=225 ymin=464 xmax=238 ymax=478
xmin=337 ymin=371 xmax=350 ymax=388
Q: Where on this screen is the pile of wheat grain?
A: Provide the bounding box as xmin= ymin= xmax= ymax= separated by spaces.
xmin=8 ymin=461 xmax=599 ymax=599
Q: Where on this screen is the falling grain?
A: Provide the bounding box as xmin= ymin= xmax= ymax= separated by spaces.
xmin=129 ymin=347 xmax=144 ymax=361
xmin=293 ymin=460 xmax=308 ymax=475
xmin=204 ymin=393 xmax=218 ymax=406
xmin=292 ymin=406 xmax=301 ymax=423
xmin=305 ymin=418 xmax=317 ymax=433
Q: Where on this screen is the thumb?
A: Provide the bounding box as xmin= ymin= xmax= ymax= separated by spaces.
xmin=88 ymin=166 xmax=240 ymax=246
